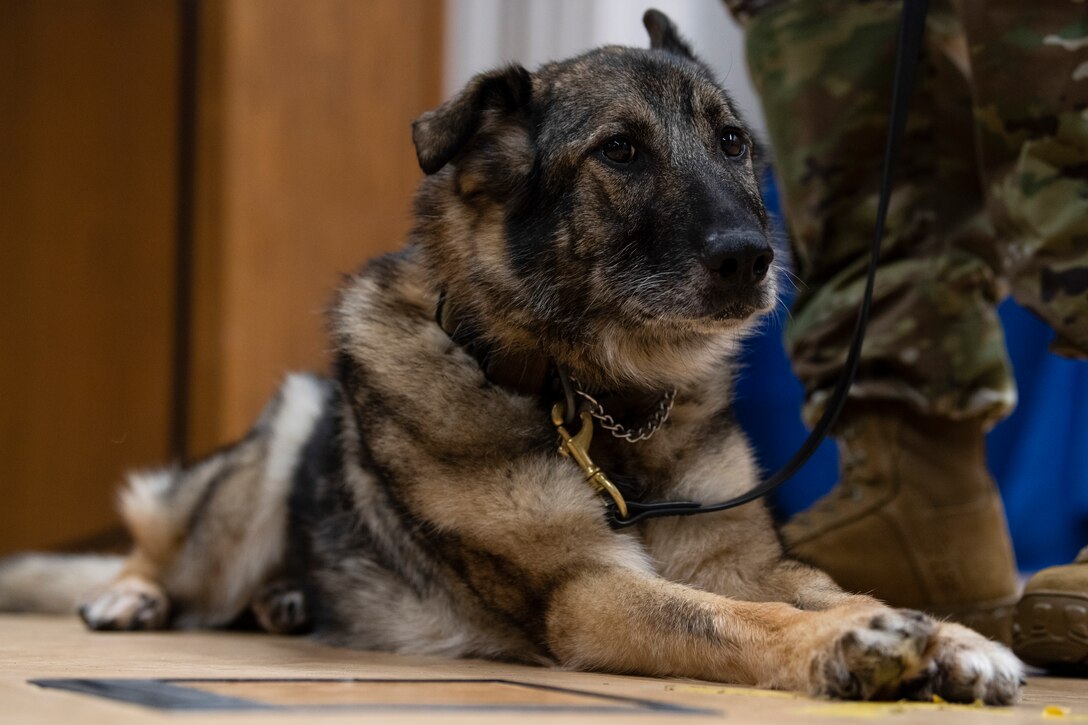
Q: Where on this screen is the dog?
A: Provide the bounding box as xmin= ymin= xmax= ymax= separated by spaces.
xmin=0 ymin=10 xmax=1022 ymax=704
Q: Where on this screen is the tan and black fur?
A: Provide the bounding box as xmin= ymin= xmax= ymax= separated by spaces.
xmin=0 ymin=11 xmax=1023 ymax=703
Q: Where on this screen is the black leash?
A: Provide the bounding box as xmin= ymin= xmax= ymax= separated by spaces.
xmin=610 ymin=0 xmax=930 ymax=527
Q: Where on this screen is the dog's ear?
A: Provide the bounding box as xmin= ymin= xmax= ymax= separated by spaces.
xmin=412 ymin=65 xmax=533 ymax=175
xmin=643 ymin=9 xmax=695 ymax=60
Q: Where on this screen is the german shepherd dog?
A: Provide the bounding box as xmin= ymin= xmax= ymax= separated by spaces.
xmin=0 ymin=10 xmax=1022 ymax=704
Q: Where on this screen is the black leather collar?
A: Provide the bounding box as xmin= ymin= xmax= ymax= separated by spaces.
xmin=434 ymin=292 xmax=667 ymax=428
xmin=435 ymin=291 xmax=555 ymax=398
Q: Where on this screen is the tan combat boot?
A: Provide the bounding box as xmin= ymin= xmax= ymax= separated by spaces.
xmin=781 ymin=401 xmax=1020 ymax=643
xmin=1013 ymin=546 xmax=1088 ymax=672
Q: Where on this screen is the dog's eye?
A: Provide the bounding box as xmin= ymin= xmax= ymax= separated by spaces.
xmin=720 ymin=129 xmax=747 ymax=159
xmin=601 ymin=137 xmax=637 ymax=165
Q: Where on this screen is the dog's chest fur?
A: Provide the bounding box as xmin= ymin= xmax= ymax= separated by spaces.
xmin=290 ymin=246 xmax=746 ymax=658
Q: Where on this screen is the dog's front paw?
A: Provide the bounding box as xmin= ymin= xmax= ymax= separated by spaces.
xmin=78 ymin=576 xmax=169 ymax=631
xmin=812 ymin=608 xmax=938 ymax=700
xmin=928 ymin=622 xmax=1024 ymax=705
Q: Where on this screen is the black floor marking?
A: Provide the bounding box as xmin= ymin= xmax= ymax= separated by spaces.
xmin=30 ymin=677 xmax=719 ymax=716
xmin=30 ymin=679 xmax=264 ymax=711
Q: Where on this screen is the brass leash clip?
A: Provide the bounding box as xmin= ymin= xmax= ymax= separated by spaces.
xmin=551 ymin=402 xmax=629 ymax=519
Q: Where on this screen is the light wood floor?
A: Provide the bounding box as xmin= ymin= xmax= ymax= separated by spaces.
xmin=2 ymin=615 xmax=1085 ymax=724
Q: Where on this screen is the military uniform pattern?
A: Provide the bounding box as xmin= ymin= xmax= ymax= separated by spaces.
xmin=726 ymin=0 xmax=1088 ymax=424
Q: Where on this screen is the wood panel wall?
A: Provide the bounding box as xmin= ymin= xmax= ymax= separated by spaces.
xmin=188 ymin=0 xmax=444 ymax=455
xmin=0 ymin=1 xmax=180 ymax=554
xmin=0 ymin=0 xmax=443 ymax=554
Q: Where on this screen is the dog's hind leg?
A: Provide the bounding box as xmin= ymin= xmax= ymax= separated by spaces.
xmin=79 ymin=374 xmax=334 ymax=631
xmin=251 ymin=578 xmax=310 ymax=634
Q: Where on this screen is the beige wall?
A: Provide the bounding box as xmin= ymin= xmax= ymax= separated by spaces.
xmin=444 ymin=0 xmax=765 ymax=136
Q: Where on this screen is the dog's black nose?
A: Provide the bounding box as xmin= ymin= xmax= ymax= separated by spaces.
xmin=701 ymin=232 xmax=774 ymax=285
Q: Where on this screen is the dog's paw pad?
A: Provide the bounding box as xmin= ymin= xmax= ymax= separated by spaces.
xmin=931 ymin=623 xmax=1024 ymax=705
xmin=252 ymin=583 xmax=309 ymax=634
xmin=78 ymin=577 xmax=169 ymax=631
xmin=818 ymin=608 xmax=937 ymax=700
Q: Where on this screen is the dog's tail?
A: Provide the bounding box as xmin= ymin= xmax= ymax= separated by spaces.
xmin=0 ymin=553 xmax=123 ymax=614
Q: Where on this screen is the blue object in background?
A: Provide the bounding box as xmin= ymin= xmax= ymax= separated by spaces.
xmin=986 ymin=302 xmax=1088 ymax=571
xmin=734 ymin=175 xmax=1088 ymax=573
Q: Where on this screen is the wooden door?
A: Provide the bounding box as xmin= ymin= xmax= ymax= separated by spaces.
xmin=0 ymin=1 xmax=181 ymax=554
xmin=188 ymin=0 xmax=444 ymax=455
xmin=0 ymin=0 xmax=444 ymax=555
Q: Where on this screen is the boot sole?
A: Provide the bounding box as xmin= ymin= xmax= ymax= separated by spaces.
xmin=1013 ymin=591 xmax=1088 ymax=673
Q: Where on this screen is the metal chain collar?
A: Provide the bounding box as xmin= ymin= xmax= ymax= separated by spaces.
xmin=569 ymin=378 xmax=677 ymax=443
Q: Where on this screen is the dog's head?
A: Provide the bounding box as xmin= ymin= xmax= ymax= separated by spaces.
xmin=411 ymin=10 xmax=776 ymax=389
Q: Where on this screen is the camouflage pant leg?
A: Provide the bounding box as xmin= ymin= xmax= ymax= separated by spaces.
xmin=952 ymin=0 xmax=1088 ymax=359
xmin=736 ymin=0 xmax=1015 ymax=424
